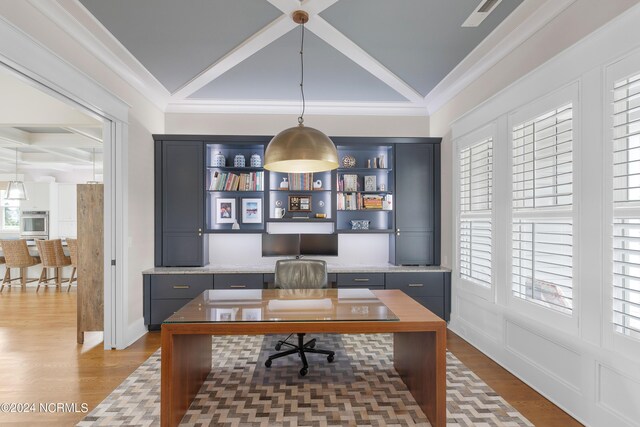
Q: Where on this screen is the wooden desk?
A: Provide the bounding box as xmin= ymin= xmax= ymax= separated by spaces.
xmin=161 ymin=289 xmax=446 ymax=427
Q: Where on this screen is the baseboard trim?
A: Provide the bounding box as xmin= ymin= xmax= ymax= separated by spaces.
xmin=125 ymin=317 xmax=147 ymax=348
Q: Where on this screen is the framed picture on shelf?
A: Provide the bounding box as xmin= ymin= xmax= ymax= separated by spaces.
xmin=241 ymin=198 xmax=262 ymax=223
xmin=364 ymin=176 xmax=377 ymax=192
xmin=215 ymin=198 xmax=236 ymax=223
xmin=288 ymin=195 xmax=312 ymax=212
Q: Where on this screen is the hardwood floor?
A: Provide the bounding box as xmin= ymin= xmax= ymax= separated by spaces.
xmin=0 ymin=287 xmax=160 ymax=426
xmin=0 ymin=289 xmax=580 ymax=426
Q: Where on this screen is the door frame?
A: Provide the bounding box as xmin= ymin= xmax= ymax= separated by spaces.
xmin=0 ymin=17 xmax=130 ymax=349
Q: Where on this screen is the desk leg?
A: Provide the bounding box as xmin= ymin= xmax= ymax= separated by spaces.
xmin=161 ymin=328 xmax=212 ymax=427
xmin=394 ymin=328 xmax=446 ymax=427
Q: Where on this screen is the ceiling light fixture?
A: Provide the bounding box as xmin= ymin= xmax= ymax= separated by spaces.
xmin=86 ymin=148 xmax=100 ymax=184
xmin=6 ymin=147 xmax=27 ymax=200
xmin=263 ymin=10 xmax=338 ymax=173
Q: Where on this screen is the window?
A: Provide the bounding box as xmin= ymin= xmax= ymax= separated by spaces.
xmin=612 ymin=72 xmax=640 ymax=340
xmin=0 ymin=190 xmax=19 ymax=231
xmin=459 ymin=138 xmax=493 ymax=288
xmin=511 ymin=104 xmax=573 ymax=313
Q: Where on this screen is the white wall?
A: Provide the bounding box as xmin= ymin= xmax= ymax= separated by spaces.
xmin=0 ymin=1 xmax=164 ymax=346
xmin=435 ymin=4 xmax=640 ymax=426
xmin=166 ymin=113 xmax=429 ymax=137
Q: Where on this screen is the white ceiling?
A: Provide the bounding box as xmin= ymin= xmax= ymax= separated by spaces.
xmin=68 ymin=0 xmax=527 ymax=115
xmin=0 ymin=68 xmax=103 ymax=177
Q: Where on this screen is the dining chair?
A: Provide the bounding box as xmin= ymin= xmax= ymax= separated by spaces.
xmin=0 ymin=239 xmax=40 ymax=291
xmin=35 ymin=239 xmax=71 ymax=292
xmin=264 ymin=259 xmax=335 ymax=376
xmin=66 ymin=238 xmax=78 ymax=292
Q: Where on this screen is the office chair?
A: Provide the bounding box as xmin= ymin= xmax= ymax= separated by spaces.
xmin=264 ymin=259 xmax=335 ymax=376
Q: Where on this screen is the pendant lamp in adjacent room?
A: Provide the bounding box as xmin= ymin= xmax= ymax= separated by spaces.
xmin=6 ymin=147 xmax=27 ymax=200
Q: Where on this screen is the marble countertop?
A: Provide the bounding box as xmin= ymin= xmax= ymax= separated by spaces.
xmin=143 ymin=264 xmax=451 ymax=275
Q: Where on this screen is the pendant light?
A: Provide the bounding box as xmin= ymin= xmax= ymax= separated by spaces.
xmin=86 ymin=148 xmax=100 ymax=184
xmin=264 ymin=10 xmax=338 ymax=173
xmin=6 ymin=147 xmax=27 ymax=200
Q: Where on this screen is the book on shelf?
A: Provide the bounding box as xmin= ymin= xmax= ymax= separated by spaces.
xmin=337 ymin=193 xmax=392 ymax=211
xmin=287 ymin=173 xmax=314 ymax=191
xmin=340 ymin=174 xmax=358 ymax=192
xmin=209 ymin=170 xmax=263 ymax=191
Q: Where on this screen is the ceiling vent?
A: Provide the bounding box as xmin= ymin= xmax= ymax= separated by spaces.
xmin=462 ymin=0 xmax=503 ymax=27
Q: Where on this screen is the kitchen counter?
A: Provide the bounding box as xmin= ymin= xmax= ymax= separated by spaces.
xmin=143 ymin=264 xmax=451 ymax=275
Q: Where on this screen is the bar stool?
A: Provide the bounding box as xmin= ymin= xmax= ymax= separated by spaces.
xmin=66 ymin=238 xmax=78 ymax=292
xmin=0 ymin=239 xmax=40 ymax=292
xmin=35 ymin=239 xmax=71 ymax=292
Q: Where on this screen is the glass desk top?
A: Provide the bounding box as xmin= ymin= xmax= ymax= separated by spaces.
xmin=164 ymin=289 xmax=399 ymax=323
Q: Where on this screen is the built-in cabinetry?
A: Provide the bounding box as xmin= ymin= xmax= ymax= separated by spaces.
xmin=391 ymin=144 xmax=440 ymax=265
xmin=143 ymin=269 xmax=450 ymax=329
xmin=153 ymin=135 xmax=440 ymax=267
xmin=155 ymin=140 xmax=208 ymax=266
xmin=56 ymin=183 xmax=77 ymax=238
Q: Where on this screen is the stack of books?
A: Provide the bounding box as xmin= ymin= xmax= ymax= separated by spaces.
xmin=363 ymin=195 xmax=383 ymax=209
xmin=287 ymin=173 xmax=314 ymax=190
xmin=209 ymin=171 xmax=264 ymax=191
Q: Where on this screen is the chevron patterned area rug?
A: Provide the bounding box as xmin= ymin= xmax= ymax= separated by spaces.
xmin=78 ymin=334 xmax=533 ymax=426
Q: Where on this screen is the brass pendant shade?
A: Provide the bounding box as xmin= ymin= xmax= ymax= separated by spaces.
xmin=263 ymin=10 xmax=338 ymax=173
xmin=264 ymin=124 xmax=339 ymax=173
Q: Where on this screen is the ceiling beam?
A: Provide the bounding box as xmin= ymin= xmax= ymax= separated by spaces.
xmin=0 ymin=128 xmax=93 ymax=163
xmin=305 ymin=17 xmax=425 ymax=104
xmin=170 ymin=15 xmax=297 ymax=101
xmin=266 ymin=0 xmax=425 ymax=105
xmin=63 ymin=126 xmax=102 ymax=143
xmin=28 ymin=133 xmax=102 ymax=148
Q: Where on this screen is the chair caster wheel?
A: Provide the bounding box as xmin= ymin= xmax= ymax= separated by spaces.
xmin=300 ymin=368 xmax=308 ymax=376
xmin=327 ymin=354 xmax=334 ymax=363
xmin=275 ymin=344 xmax=282 ymax=351
xmin=265 ymin=359 xmax=272 ymax=368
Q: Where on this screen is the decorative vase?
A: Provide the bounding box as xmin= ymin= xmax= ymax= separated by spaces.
xmin=212 ymin=151 xmax=226 ymax=167
xmin=234 ymin=154 xmax=245 ymax=167
xmin=250 ymin=153 xmax=262 ymax=167
xmin=341 ymin=154 xmax=356 ymax=168
xmin=279 ymin=177 xmax=289 ymax=189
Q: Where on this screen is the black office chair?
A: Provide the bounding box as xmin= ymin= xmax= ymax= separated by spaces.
xmin=264 ymin=259 xmax=335 ymax=376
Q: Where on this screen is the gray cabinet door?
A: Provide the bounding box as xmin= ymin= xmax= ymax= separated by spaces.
xmin=161 ymin=141 xmax=205 ymax=266
xmin=392 ymin=143 xmax=437 ymax=265
xmin=395 ymin=143 xmax=434 ymax=232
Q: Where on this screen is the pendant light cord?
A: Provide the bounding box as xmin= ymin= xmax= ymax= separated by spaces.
xmin=298 ymin=23 xmax=306 ymax=125
xmin=14 ymin=147 xmax=18 ymax=181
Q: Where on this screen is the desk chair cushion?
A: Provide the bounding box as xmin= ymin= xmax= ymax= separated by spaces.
xmin=274 ymin=259 xmax=328 ymax=289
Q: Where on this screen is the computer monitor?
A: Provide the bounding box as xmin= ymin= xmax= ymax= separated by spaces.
xmin=261 ymin=234 xmax=300 ymax=257
xmin=300 ymin=234 xmax=338 ymax=256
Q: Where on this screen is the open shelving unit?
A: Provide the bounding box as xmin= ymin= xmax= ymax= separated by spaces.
xmin=335 ymin=144 xmax=394 ymax=233
xmin=205 ymin=143 xmax=265 ymax=233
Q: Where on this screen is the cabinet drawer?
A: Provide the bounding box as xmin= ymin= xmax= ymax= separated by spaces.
xmin=150 ymin=298 xmax=192 ymax=324
xmin=151 ymin=274 xmax=213 ymax=299
xmin=214 ymin=274 xmax=263 ymax=289
xmin=337 ymin=273 xmax=384 ymax=287
xmin=338 ymin=284 xmax=384 ymax=290
xmin=264 ymin=273 xmax=337 ymax=288
xmin=412 ymin=296 xmax=444 ymax=320
xmin=385 ymin=272 xmax=443 ymax=297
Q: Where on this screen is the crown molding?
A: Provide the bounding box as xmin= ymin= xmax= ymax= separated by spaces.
xmin=424 ymin=0 xmax=577 ymax=115
xmin=27 ymin=0 xmax=170 ymax=110
xmin=166 ymin=99 xmax=428 ymax=117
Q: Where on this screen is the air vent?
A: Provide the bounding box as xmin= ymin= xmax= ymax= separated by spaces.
xmin=462 ymin=0 xmax=503 ymax=27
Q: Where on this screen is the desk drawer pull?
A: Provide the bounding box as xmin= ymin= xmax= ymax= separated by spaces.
xmin=353 ymin=278 xmax=370 ymax=282
xmin=172 ymin=285 xmax=190 ymax=289
xmin=408 ymin=283 xmax=424 ymax=287
xmin=230 ymin=285 xmax=246 ymax=288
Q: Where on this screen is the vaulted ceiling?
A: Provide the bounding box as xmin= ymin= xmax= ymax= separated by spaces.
xmin=75 ymin=0 xmax=525 ymax=114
